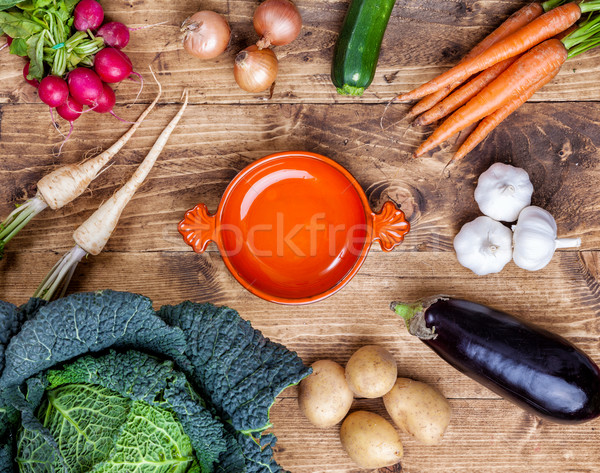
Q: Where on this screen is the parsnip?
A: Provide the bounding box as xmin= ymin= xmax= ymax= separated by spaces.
xmin=34 ymin=90 xmax=189 ymax=301
xmin=0 ymin=72 xmax=162 ymax=259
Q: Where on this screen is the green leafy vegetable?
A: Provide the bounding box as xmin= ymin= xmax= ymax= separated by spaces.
xmin=0 ymin=11 xmax=42 ymax=38
xmin=0 ymin=291 xmax=187 ymax=389
xmin=0 ymin=1 xmax=26 ymax=13
xmin=0 ymin=291 xmax=310 ymax=473
xmin=157 ymin=301 xmax=309 ymax=433
xmin=0 ymin=0 xmax=104 ymax=79
xmin=0 ymin=300 xmax=21 ymax=377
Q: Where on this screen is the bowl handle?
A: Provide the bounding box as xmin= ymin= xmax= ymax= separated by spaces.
xmin=371 ymin=201 xmax=410 ymax=252
xmin=178 ymin=203 xmax=217 ymax=253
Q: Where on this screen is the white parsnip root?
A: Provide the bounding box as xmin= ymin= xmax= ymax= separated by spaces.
xmin=38 ymin=73 xmax=162 ymax=210
xmin=34 ymin=89 xmax=190 ymax=300
xmin=0 ymin=70 xmax=162 ymax=259
xmin=74 ymin=89 xmax=189 ymax=255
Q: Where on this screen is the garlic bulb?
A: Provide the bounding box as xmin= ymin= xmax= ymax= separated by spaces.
xmin=512 ymin=206 xmax=581 ymax=271
xmin=474 ymin=163 xmax=534 ymax=222
xmin=453 ymin=216 xmax=513 ymax=275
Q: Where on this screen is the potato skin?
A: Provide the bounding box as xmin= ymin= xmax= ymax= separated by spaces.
xmin=340 ymin=410 xmax=403 ymax=469
xmin=298 ymin=360 xmax=354 ymax=428
xmin=383 ymin=378 xmax=451 ymax=445
xmin=345 ymin=345 xmax=397 ymax=398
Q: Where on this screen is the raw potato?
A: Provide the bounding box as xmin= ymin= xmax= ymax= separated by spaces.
xmin=383 ymin=378 xmax=451 ymax=445
xmin=345 ymin=345 xmax=397 ymax=398
xmin=298 ymin=360 xmax=354 ymax=428
xmin=340 ymin=410 xmax=403 ymax=469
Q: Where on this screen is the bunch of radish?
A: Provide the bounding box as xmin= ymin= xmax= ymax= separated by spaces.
xmin=2 ymin=0 xmax=150 ymax=153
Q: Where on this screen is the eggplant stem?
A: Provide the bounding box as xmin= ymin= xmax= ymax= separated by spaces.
xmin=391 ymin=301 xmax=425 ymax=328
xmin=391 ymin=296 xmax=448 ymax=340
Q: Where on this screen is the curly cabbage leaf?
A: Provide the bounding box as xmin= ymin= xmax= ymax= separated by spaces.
xmin=0 ymin=291 xmax=310 ymax=473
xmin=0 ymin=301 xmax=21 ymax=378
xmin=45 ymin=350 xmax=228 ymax=472
xmin=0 ymin=291 xmax=187 ymax=388
xmin=158 ymin=302 xmax=311 ymax=433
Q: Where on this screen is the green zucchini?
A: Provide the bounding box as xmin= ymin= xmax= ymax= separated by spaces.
xmin=331 ymin=0 xmax=396 ymax=96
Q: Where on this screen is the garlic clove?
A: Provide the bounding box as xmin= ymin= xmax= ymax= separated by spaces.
xmin=474 ymin=162 xmax=534 ymax=222
xmin=453 ymin=216 xmax=513 ymax=276
xmin=512 ymin=206 xmax=581 ymax=271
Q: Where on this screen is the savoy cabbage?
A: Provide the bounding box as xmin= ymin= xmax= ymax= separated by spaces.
xmin=0 ymin=290 xmax=311 ymax=473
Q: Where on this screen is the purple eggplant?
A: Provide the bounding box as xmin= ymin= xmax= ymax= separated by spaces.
xmin=391 ymin=296 xmax=600 ymax=424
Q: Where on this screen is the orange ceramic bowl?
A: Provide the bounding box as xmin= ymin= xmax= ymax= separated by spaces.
xmin=179 ymin=151 xmax=409 ymax=304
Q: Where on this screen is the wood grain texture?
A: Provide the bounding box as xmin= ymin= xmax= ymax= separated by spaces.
xmin=1 ymin=0 xmax=600 ymax=472
xmin=1 ymin=249 xmax=599 ymax=471
xmin=2 ymin=0 xmax=600 ymax=104
xmin=1 ymin=101 xmax=599 ymax=256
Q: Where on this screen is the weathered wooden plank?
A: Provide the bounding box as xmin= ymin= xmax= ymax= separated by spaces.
xmin=1 ymin=0 xmax=600 ymax=104
xmin=1 ymin=102 xmax=597 ymax=256
xmin=1 ymin=250 xmax=598 ymax=365
xmin=1 ymin=249 xmax=598 ymax=471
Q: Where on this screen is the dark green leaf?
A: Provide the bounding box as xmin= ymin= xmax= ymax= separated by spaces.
xmin=0 ymin=388 xmax=19 ymax=439
xmin=228 ymin=431 xmax=288 ymax=473
xmin=17 ymin=298 xmax=47 ymax=321
xmin=0 ymin=300 xmax=21 ymax=378
xmin=0 ymin=11 xmax=43 ymax=38
xmin=158 ymin=302 xmax=311 ymax=433
xmin=0 ymin=441 xmax=13 ymax=473
xmin=0 ymin=291 xmax=187 ymax=388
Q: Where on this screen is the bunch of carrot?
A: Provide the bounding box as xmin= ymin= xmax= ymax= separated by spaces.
xmin=399 ymin=0 xmax=600 ymax=162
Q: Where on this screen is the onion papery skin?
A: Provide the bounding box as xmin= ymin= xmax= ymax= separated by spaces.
xmin=182 ymin=11 xmax=231 ymax=59
xmin=234 ymin=45 xmax=278 ymax=93
xmin=253 ymin=0 xmax=302 ymax=48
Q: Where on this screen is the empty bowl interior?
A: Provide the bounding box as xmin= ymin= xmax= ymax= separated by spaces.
xmin=219 ymin=155 xmax=368 ymax=301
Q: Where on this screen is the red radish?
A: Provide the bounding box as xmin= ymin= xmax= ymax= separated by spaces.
xmin=97 ymin=22 xmax=130 ymax=49
xmin=93 ymin=82 xmax=136 ymax=123
xmin=55 ymin=96 xmax=85 ymax=155
xmin=94 ymin=47 xmax=138 ymax=83
xmin=94 ymin=82 xmax=116 ymax=113
xmin=38 ymin=76 xmax=69 ymax=107
xmin=56 ymin=96 xmax=84 ymax=122
xmin=73 ymin=0 xmax=104 ymax=31
xmin=23 ymin=63 xmax=40 ymax=88
xmin=68 ymin=67 xmax=103 ymax=107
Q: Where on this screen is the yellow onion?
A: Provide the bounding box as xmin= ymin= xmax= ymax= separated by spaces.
xmin=181 ymin=11 xmax=231 ymax=59
xmin=234 ymin=45 xmax=278 ymax=93
xmin=253 ymin=0 xmax=302 ymax=48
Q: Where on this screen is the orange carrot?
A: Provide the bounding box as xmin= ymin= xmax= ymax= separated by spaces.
xmin=414 ymin=38 xmax=568 ymax=158
xmin=405 ymin=2 xmax=545 ymax=118
xmin=407 ymin=87 xmax=455 ymax=120
xmin=398 ymin=2 xmax=580 ymax=103
xmin=451 ymin=66 xmax=560 ymax=161
xmin=464 ymin=2 xmax=546 ymax=61
xmin=414 ymin=56 xmax=518 ymax=126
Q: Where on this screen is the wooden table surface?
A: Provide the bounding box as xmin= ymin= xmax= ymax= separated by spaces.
xmin=1 ymin=0 xmax=600 ymax=472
